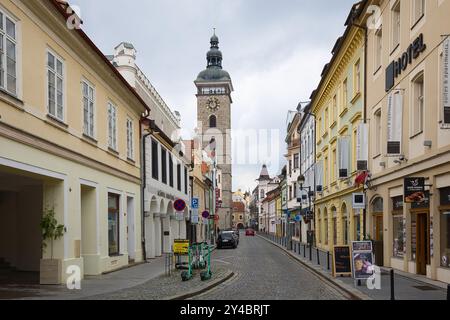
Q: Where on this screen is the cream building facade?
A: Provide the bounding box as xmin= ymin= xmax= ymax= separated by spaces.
xmin=363 ymin=0 xmax=450 ymax=283
xmin=0 ymin=0 xmax=148 ymax=283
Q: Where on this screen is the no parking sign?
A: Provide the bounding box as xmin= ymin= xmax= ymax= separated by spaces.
xmin=174 ymin=199 xmax=186 ymax=212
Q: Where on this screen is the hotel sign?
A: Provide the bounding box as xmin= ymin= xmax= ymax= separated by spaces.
xmin=386 ymin=34 xmax=426 ymax=91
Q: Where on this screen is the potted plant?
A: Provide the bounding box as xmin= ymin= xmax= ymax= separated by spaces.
xmin=40 ymin=207 xmax=66 ymax=285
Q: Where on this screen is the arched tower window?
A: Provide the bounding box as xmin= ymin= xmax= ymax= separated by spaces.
xmin=209 ymin=115 xmax=217 ymax=128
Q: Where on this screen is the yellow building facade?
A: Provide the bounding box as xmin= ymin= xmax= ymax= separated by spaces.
xmin=0 ymin=0 xmax=148 ymax=283
xmin=312 ymin=4 xmax=366 ymax=252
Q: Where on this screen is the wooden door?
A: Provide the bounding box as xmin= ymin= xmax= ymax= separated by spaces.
xmin=374 ymin=215 xmax=384 ymax=241
xmin=416 ymin=213 xmax=429 ymax=275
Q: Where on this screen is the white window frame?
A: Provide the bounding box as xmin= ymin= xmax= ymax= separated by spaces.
xmin=412 ymin=0 xmax=425 ymax=26
xmin=411 ymin=72 xmax=425 ymax=137
xmin=391 ymin=1 xmax=401 ymax=52
xmin=46 ymin=49 xmax=65 ymax=122
xmin=374 ymin=26 xmax=383 ymax=72
xmin=82 ymin=80 xmax=96 ymax=139
xmin=126 ymin=118 xmax=134 ymax=160
xmin=374 ymin=108 xmax=382 ymax=157
xmin=107 ymin=101 xmax=118 ymax=151
xmin=0 ymin=9 xmax=17 ymax=96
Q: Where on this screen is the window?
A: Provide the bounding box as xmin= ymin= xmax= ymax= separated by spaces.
xmin=374 ymin=109 xmax=382 ymax=156
xmin=391 ymin=1 xmax=401 ymax=50
xmin=293 ymin=182 xmax=297 ymax=199
xmin=343 ymin=79 xmax=348 ymax=109
xmin=324 ymin=155 xmax=329 ymax=187
xmin=184 ymin=167 xmax=188 ymax=195
xmin=354 ymin=59 xmax=361 ymax=96
xmin=260 ymin=189 xmax=265 ymax=199
xmin=209 ymin=115 xmax=217 ymax=128
xmin=412 ymin=72 xmax=424 ymax=136
xmin=82 ymin=81 xmax=95 ymax=138
xmin=332 ymin=95 xmax=337 ymax=122
xmin=332 ymin=149 xmax=337 ymax=182
xmin=294 ymin=153 xmax=299 ymax=169
xmin=393 ymin=214 xmax=404 ymax=257
xmin=107 ymin=102 xmax=117 ymax=150
xmin=47 ymin=52 xmax=64 ymax=121
xmin=289 ymin=160 xmax=292 ymax=175
xmin=151 ymin=140 xmax=159 ymax=180
xmin=440 ymin=188 xmax=450 ymax=268
xmin=375 ymin=27 xmax=383 ymax=71
xmin=161 ymin=148 xmax=167 ymax=184
xmin=324 ymin=106 xmax=329 ymax=130
xmin=169 ymin=155 xmax=174 ymax=187
xmin=126 ymin=118 xmax=134 ymax=160
xmin=177 ymin=163 xmax=182 ymax=191
xmin=413 ymin=0 xmax=425 ymax=25
xmin=108 ymin=193 xmax=120 ymax=256
xmin=0 ymin=12 xmax=17 ymax=95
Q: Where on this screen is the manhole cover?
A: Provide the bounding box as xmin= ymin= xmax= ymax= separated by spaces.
xmin=413 ymin=285 xmax=438 ymax=291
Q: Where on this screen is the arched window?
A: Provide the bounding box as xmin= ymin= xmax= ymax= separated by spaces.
xmin=209 ymin=115 xmax=217 ymax=128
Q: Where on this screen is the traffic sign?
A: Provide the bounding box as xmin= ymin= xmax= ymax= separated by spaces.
xmin=295 ymin=215 xmax=302 ymax=223
xmin=174 ymin=199 xmax=186 ymax=212
xmin=191 ymin=197 xmax=199 ymax=209
xmin=202 ymin=211 xmax=210 ymax=219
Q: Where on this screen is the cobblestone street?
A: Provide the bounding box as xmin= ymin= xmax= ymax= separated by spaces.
xmin=192 ymin=233 xmax=347 ymax=300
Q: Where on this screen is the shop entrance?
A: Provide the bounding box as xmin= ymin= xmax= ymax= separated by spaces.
xmin=416 ymin=213 xmax=430 ymax=275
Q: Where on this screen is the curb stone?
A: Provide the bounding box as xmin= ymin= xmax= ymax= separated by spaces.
xmin=257 ymin=234 xmax=371 ymax=300
xmin=167 ymin=270 xmax=235 ymax=300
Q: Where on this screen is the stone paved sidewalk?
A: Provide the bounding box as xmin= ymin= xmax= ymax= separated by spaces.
xmin=259 ymin=233 xmax=449 ymax=300
xmin=87 ymin=265 xmax=233 ymax=300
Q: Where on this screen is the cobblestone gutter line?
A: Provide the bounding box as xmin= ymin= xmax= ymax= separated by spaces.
xmin=257 ymin=234 xmax=371 ymax=301
xmin=168 ymin=270 xmax=235 ymax=300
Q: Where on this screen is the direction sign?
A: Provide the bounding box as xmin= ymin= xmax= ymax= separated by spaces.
xmin=174 ymin=199 xmax=186 ymax=212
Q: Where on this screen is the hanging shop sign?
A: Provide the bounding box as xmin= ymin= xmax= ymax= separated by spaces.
xmin=333 ymin=246 xmax=352 ymax=277
xmin=404 ymin=177 xmax=426 ymax=203
xmin=386 ymin=33 xmax=426 ymax=91
xmin=351 ymin=241 xmax=375 ymax=280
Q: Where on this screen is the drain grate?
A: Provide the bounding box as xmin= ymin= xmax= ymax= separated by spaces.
xmin=413 ymin=285 xmax=438 ymax=291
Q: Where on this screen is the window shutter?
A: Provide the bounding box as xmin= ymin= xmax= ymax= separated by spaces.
xmin=387 ymin=91 xmax=403 ymax=155
xmin=338 ymin=136 xmax=350 ymax=178
xmin=443 ymin=38 xmax=450 ymax=124
xmin=356 ymin=123 xmax=369 ymax=171
xmin=315 ymin=160 xmax=323 ymax=192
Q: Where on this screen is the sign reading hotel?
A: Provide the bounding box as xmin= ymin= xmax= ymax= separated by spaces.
xmin=385 ymin=33 xmax=426 ymax=91
xmin=404 ymin=177 xmax=427 ymax=203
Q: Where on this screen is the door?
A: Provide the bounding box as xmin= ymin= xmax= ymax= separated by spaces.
xmin=374 ymin=215 xmax=384 ymax=266
xmin=126 ymin=197 xmax=135 ymax=262
xmin=416 ymin=213 xmax=429 ymax=275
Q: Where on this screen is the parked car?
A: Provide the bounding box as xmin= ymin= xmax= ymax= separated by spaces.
xmin=245 ymin=228 xmax=255 ymax=236
xmin=217 ymin=231 xmax=238 ymax=249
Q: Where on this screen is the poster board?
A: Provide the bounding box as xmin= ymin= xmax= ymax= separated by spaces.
xmin=173 ymin=239 xmax=190 ymax=256
xmin=351 ymin=241 xmax=375 ymax=280
xmin=332 ymin=246 xmax=352 ymax=277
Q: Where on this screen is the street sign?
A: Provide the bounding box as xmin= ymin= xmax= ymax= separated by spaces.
xmin=191 ymin=197 xmax=199 ymax=209
xmin=295 ymin=215 xmax=302 ymax=223
xmin=173 ymin=239 xmax=189 ymax=255
xmin=191 ymin=209 xmax=199 ymax=224
xmin=202 ymin=211 xmax=210 ymax=219
xmin=174 ymin=199 xmax=187 ymax=212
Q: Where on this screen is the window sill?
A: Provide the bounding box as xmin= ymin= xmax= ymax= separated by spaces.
xmin=390 ymin=43 xmax=400 ymax=57
xmin=373 ymin=66 xmax=382 ymax=76
xmin=322 ymin=131 xmax=329 ymax=139
xmin=0 ymin=88 xmax=24 ymax=111
xmin=373 ymin=153 xmax=381 ymax=160
xmin=330 ymin=121 xmax=337 ymax=129
xmin=107 ymin=147 xmax=120 ymax=157
xmin=410 ymin=131 xmax=423 ymax=140
xmin=127 ymin=157 xmax=136 ymax=164
xmin=411 ymin=14 xmax=425 ymax=31
xmin=82 ymin=134 xmax=98 ymax=146
xmin=45 ymin=115 xmax=69 ymax=132
xmin=351 ymin=92 xmax=361 ymax=105
xmin=339 ymin=108 xmax=348 ymax=118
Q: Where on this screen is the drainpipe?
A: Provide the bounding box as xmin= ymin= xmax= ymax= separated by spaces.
xmin=140 ymin=113 xmax=151 ymax=262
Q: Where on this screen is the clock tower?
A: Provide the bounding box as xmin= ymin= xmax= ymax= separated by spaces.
xmin=195 ymin=31 xmax=233 ymax=230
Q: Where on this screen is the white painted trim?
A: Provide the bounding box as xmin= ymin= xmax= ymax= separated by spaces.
xmin=63 ymin=179 xmax=69 ymax=259
xmin=0 ymin=156 xmax=66 ymax=180
xmin=79 ymin=178 xmax=98 ymax=188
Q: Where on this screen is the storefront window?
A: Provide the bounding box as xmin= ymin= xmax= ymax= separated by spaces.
xmin=108 ymin=193 xmax=120 ymax=256
xmin=393 ymin=215 xmax=404 ymax=258
xmin=440 ymin=187 xmax=450 ymax=268
xmin=354 ymin=210 xmax=361 ymax=241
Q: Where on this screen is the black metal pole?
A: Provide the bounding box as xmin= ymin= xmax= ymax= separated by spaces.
xmin=317 ymin=248 xmax=320 ymax=265
xmin=309 ymin=243 xmax=312 ymax=261
xmin=447 ymin=284 xmax=450 ymax=301
xmin=390 ymin=269 xmax=395 ymax=301
xmin=327 ymin=251 xmax=330 ymax=270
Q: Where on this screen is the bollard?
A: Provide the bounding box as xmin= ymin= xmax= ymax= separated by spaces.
xmin=327 ymin=251 xmax=330 ymax=270
xmin=447 ymin=284 xmax=449 ymax=301
xmin=303 ymin=244 xmax=306 ymax=258
xmin=309 ymin=244 xmax=312 ymax=261
xmin=390 ymin=269 xmax=395 ymax=301
xmin=317 ymin=248 xmax=320 ymax=265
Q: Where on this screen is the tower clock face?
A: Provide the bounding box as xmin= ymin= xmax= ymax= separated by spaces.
xmin=207 ymin=97 xmax=220 ymax=112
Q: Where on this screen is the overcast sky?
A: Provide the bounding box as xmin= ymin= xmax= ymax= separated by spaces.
xmin=73 ymin=0 xmax=357 ymax=192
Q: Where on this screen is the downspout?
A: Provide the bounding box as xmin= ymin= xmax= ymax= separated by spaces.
xmin=140 ymin=112 xmax=151 ymax=262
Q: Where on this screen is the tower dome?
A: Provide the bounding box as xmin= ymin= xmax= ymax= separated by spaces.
xmin=196 ymin=31 xmax=231 ymax=82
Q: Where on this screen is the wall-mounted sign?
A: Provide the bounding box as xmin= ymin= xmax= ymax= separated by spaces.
xmin=333 ymin=246 xmax=352 ymax=277
xmin=191 ymin=197 xmax=199 ymax=209
xmin=352 ymin=193 xmax=366 ymax=210
xmin=386 ymin=33 xmax=426 ymax=91
xmin=404 ymin=177 xmax=426 ymax=203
